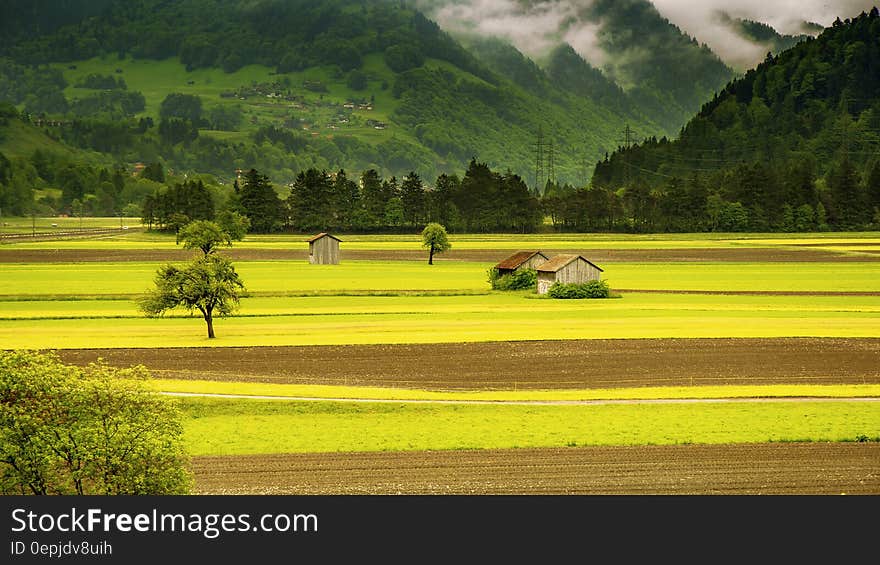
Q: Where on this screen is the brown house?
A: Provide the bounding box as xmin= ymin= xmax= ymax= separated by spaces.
xmin=535 ymin=254 xmax=604 ymax=294
xmin=494 ymin=251 xmax=550 ymax=276
xmin=307 ymin=233 xmax=341 ymax=264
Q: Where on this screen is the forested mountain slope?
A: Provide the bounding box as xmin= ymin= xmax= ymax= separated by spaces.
xmin=0 ymin=0 xmax=660 ymax=195
xmin=583 ymin=9 xmax=880 ymax=232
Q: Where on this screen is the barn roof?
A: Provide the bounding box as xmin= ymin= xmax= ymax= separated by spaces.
xmin=494 ymin=250 xmax=548 ymax=270
xmin=306 ymin=232 xmax=342 ymax=243
xmin=536 ymin=254 xmax=604 ymax=273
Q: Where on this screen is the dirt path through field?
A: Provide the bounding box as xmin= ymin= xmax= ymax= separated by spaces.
xmin=190 ymin=443 xmax=880 ymax=494
xmin=58 ymin=337 xmax=880 ymax=390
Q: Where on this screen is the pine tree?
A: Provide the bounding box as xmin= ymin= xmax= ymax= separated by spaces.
xmin=239 ymin=168 xmax=282 ymax=233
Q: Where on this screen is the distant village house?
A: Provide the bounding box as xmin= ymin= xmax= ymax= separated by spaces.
xmin=535 ymin=254 xmax=604 ymax=295
xmin=307 ymin=232 xmax=341 ymax=265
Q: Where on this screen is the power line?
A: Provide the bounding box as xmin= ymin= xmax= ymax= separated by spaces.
xmin=533 ymin=126 xmax=545 ymax=193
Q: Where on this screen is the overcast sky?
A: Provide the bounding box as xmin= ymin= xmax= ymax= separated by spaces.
xmin=420 ymin=1 xmax=878 ymax=70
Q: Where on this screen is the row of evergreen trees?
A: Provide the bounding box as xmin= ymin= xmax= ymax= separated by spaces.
xmin=581 ymin=155 xmax=880 ymax=232
xmin=143 ymin=159 xmax=543 ymax=234
xmin=141 ymin=153 xmax=880 ymax=235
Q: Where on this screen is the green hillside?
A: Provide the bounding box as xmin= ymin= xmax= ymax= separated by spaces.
xmin=582 ymin=9 xmax=880 ymax=233
xmin=0 ymin=0 xmax=661 ymax=191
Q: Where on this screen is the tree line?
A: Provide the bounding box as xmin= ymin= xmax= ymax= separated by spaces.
xmin=143 ymin=159 xmax=543 ymax=234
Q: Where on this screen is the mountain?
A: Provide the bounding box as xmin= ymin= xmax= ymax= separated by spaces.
xmin=586 ymin=8 xmax=880 ymax=232
xmin=720 ymin=13 xmax=814 ymax=56
xmin=575 ymin=0 xmax=736 ymax=134
xmin=0 ymin=0 xmax=663 ymax=202
xmin=417 ymin=0 xmax=737 ymax=135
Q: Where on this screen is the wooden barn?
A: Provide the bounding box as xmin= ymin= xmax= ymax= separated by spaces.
xmin=535 ymin=254 xmax=604 ymax=294
xmin=307 ymin=232 xmax=341 ymax=264
xmin=494 ymin=251 xmax=550 ymax=276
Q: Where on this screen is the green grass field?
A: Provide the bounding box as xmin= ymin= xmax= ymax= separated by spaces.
xmin=3 ymin=259 xmax=879 ymax=297
xmin=3 ymin=291 xmax=879 ymax=348
xmin=155 ymin=380 xmax=880 ymax=402
xmin=2 ymin=254 xmax=879 ymax=348
xmin=3 ymin=231 xmax=878 ymax=457
xmin=0 ymin=216 xmax=140 ymax=234
xmin=177 ymin=397 xmax=880 ymax=455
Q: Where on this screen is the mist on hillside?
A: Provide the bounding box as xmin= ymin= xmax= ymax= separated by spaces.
xmin=413 ymin=0 xmax=878 ymax=72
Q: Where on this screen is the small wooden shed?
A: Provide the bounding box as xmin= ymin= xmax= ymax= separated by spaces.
xmin=307 ymin=232 xmax=341 ymax=264
xmin=494 ymin=251 xmax=550 ymax=276
xmin=535 ymin=254 xmax=604 ymax=295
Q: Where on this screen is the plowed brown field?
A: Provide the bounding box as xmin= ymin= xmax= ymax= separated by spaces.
xmin=58 ymin=337 xmax=880 ymax=390
xmin=190 ymin=443 xmax=880 ymax=494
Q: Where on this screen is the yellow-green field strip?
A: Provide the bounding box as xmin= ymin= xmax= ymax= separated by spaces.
xmin=177 ymin=397 xmax=880 ymax=455
xmin=153 ymin=380 xmax=880 ymax=402
xmin=4 ymin=260 xmax=879 ymax=297
xmin=3 ymin=292 xmax=879 ymax=348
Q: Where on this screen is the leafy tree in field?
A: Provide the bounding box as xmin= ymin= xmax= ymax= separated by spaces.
xmin=139 ymin=253 xmax=245 ymax=339
xmin=0 ymin=350 xmax=191 ymax=495
xmin=215 ymin=210 xmax=250 ymax=242
xmin=421 ymin=222 xmax=450 ymax=265
xmin=167 ymin=212 xmax=191 ymax=244
xmin=178 ymin=219 xmax=238 ymax=256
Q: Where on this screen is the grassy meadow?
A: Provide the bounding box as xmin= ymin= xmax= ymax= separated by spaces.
xmin=3 ymin=230 xmax=879 ymax=457
xmin=2 ymin=292 xmax=880 ymax=348
xmin=51 ymin=54 xmax=423 ymax=147
xmin=178 ymin=397 xmax=880 ymax=455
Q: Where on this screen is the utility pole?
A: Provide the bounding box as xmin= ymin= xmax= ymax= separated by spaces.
xmin=619 ymin=124 xmax=635 ymax=187
xmin=547 ymin=137 xmax=556 ymax=187
xmin=534 ymin=126 xmax=545 ymax=194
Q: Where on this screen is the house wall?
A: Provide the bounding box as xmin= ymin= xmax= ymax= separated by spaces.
xmin=523 ymin=253 xmax=550 ymax=270
xmin=556 ymin=260 xmax=602 ymax=285
xmin=537 ymin=272 xmax=555 ymax=295
xmin=537 ymin=259 xmax=601 ymax=294
xmin=309 ymin=238 xmax=340 ymax=264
